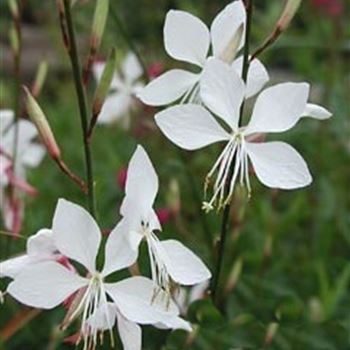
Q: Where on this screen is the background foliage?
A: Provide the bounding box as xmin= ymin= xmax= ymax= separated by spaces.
xmin=0 ymin=0 xmax=349 ymax=349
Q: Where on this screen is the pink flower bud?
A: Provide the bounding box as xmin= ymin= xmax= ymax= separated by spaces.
xmin=156 ymin=207 xmax=173 ymax=225
xmin=116 ymin=166 xmax=128 ymax=190
xmin=147 ymin=61 xmax=164 ymax=79
xmin=312 ymin=0 xmax=343 ymax=17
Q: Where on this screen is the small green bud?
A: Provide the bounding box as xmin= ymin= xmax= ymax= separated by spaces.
xmin=23 ymin=87 xmax=61 ymax=159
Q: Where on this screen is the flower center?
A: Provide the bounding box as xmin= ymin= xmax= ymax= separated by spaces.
xmin=141 ymin=221 xmax=176 ymax=302
xmin=68 ymin=272 xmax=114 ymax=350
xmin=202 ymin=131 xmax=251 ymax=212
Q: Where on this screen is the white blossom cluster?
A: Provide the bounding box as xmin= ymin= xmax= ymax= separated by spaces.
xmin=1 ymin=1 xmax=332 ymax=349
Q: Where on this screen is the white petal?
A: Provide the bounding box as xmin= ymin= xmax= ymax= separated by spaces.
xmin=0 ymin=109 xmax=14 ymax=134
xmin=232 ymin=56 xmax=269 ymax=98
xmin=122 ymin=52 xmax=143 ymax=83
xmin=188 ymin=281 xmax=209 ymax=304
xmin=121 ymin=145 xmax=159 ymax=224
xmin=116 ymin=312 xmax=142 ymax=350
xmin=137 ymin=69 xmax=199 ymax=106
xmin=2 ymin=120 xmax=37 ymax=154
xmin=21 ymin=144 xmax=45 ymax=168
xmin=155 ymin=104 xmax=230 ymax=151
xmin=158 ymin=240 xmax=211 ymax=285
xmin=211 ymin=0 xmax=246 ymax=61
xmin=93 ymin=62 xmax=121 ymax=90
xmin=246 ymin=141 xmax=312 ymax=189
xmin=164 ymin=10 xmax=210 ymax=66
xmin=7 ymin=261 xmax=88 ymax=309
xmin=0 ymin=255 xmax=35 ymax=279
xmin=302 ymin=103 xmax=332 ymax=120
xmin=16 ymin=120 xmax=38 ymax=146
xmin=245 ymin=83 xmax=309 ymax=135
xmin=92 ymin=61 xmax=105 ymax=82
xmin=97 ymin=93 xmax=132 ymax=124
xmin=102 ymin=221 xmax=139 ymax=277
xmin=52 ymin=199 xmax=101 ymax=273
xmin=27 ymin=228 xmax=57 ymax=256
xmin=105 ymin=276 xmax=179 ymax=325
xmin=201 ymin=58 xmax=245 ymax=130
xmin=155 ymin=316 xmax=192 ymax=332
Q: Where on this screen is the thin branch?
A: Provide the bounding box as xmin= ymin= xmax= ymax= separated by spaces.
xmin=62 ymin=0 xmax=96 ymax=217
xmin=109 ymin=4 xmax=149 ymax=83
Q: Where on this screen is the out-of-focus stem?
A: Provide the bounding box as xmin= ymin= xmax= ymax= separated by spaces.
xmin=0 ymin=308 xmax=41 ymax=342
xmin=251 ymin=0 xmax=302 ymax=60
xmin=62 ymin=0 xmax=96 ymax=217
xmin=211 ymin=0 xmax=253 ymax=307
xmin=110 ymin=4 xmax=149 ymax=82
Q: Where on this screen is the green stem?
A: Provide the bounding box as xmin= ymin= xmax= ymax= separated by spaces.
xmin=6 ymin=1 xmax=22 ymax=256
xmin=63 ymin=0 xmax=96 ymax=217
xmin=211 ymin=0 xmax=253 ymax=306
xmin=109 ymin=5 xmax=149 ymax=83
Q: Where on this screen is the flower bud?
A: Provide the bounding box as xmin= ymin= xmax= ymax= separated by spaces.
xmin=9 ymin=24 xmax=19 ymax=56
xmin=225 ymin=257 xmax=243 ymax=293
xmin=264 ymin=322 xmax=279 ymax=346
xmin=32 ymin=61 xmax=49 ymax=98
xmin=7 ymin=0 xmax=19 ymax=20
xmin=91 ymin=0 xmax=109 ymax=51
xmin=278 ymin=0 xmax=302 ymax=31
xmin=23 ymin=86 xmax=61 ymax=160
xmin=83 ymin=0 xmax=110 ymax=84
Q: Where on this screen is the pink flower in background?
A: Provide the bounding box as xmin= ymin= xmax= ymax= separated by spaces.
xmin=147 ymin=61 xmax=164 ymax=80
xmin=312 ymin=0 xmax=343 ymax=17
xmin=156 ymin=207 xmax=173 ymax=225
xmin=117 ymin=166 xmax=128 ymax=190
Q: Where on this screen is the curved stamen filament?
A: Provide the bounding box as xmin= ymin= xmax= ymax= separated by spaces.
xmin=66 ymin=274 xmax=113 ymax=350
xmin=203 ymin=135 xmax=251 ymax=212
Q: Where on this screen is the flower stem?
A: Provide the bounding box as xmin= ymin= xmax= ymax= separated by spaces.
xmin=62 ymin=0 xmax=96 ymax=217
xmin=109 ymin=4 xmax=149 ymax=83
xmin=6 ymin=0 xmax=22 ymax=255
xmin=211 ymin=0 xmax=253 ymax=307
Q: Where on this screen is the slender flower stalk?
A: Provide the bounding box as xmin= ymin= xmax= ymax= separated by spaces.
xmin=109 ymin=4 xmax=149 ymax=83
xmin=82 ymin=0 xmax=110 ymax=85
xmin=61 ymin=0 xmax=96 ymax=216
xmin=5 ymin=0 xmax=22 ymax=252
xmin=251 ymin=0 xmax=302 ymax=60
xmin=211 ymin=0 xmax=253 ymax=306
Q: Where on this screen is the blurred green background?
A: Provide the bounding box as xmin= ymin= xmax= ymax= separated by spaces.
xmin=0 ymin=0 xmax=349 ymax=349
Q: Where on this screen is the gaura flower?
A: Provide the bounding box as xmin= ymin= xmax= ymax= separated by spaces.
xmin=137 ymin=0 xmax=269 ymax=106
xmin=155 ymin=59 xmax=332 ymax=211
xmin=0 ymin=109 xmax=45 ymax=183
xmin=6 ymin=199 xmax=189 ymax=350
xmin=0 ymin=109 xmax=45 ymax=232
xmin=93 ymin=53 xmax=144 ymax=126
xmin=113 ymin=145 xmax=211 ymax=292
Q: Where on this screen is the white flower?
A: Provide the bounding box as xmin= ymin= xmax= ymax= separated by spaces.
xmin=137 ymin=0 xmax=269 ymax=106
xmin=155 ymin=59 xmax=332 ymax=211
xmin=114 ymin=145 xmax=211 ymax=292
xmin=6 ymin=199 xmax=189 ymax=350
xmin=0 ymin=109 xmax=45 ymax=183
xmin=93 ymin=52 xmax=144 ymax=126
xmin=0 ymin=109 xmax=45 ymax=232
xmin=0 ymin=229 xmax=59 ymax=279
